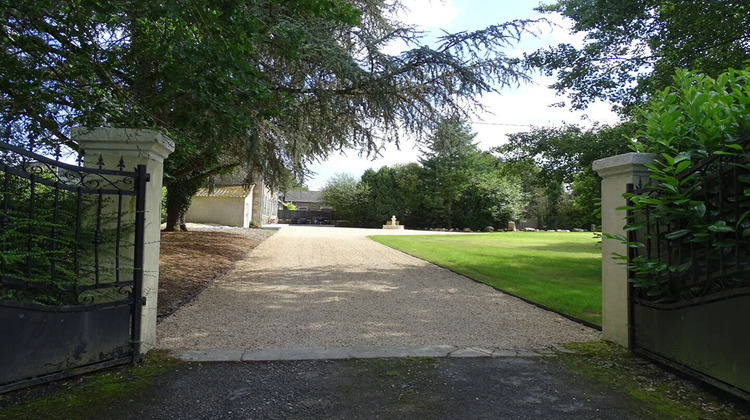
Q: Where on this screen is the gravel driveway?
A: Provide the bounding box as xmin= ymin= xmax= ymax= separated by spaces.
xmin=157 ymin=226 xmax=599 ymax=350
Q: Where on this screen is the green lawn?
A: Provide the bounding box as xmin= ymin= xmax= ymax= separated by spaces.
xmin=369 ymin=232 xmax=602 ymax=326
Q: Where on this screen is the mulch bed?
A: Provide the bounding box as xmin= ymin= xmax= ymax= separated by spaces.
xmin=157 ymin=229 xmax=274 ymax=319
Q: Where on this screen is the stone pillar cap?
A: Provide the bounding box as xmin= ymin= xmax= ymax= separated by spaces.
xmin=72 ymin=127 xmax=175 ymax=162
xmin=593 ymin=152 xmax=657 ymax=177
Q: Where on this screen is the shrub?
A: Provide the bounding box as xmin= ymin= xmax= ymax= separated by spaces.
xmin=616 ymin=67 xmax=750 ymax=301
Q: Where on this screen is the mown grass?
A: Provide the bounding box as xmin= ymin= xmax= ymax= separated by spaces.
xmin=369 ymin=232 xmax=602 ymax=326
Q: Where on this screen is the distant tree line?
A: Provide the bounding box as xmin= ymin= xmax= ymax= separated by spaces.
xmin=323 ymin=118 xmax=578 ymax=231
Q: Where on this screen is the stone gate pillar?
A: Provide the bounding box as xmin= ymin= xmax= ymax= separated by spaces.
xmin=593 ymin=152 xmax=655 ymax=346
xmin=72 ymin=127 xmax=174 ymax=355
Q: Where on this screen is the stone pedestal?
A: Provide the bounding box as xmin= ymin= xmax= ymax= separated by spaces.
xmin=72 ymin=127 xmax=174 ymax=355
xmin=383 ymin=215 xmax=405 ymax=230
xmin=593 ymin=152 xmax=656 ymax=346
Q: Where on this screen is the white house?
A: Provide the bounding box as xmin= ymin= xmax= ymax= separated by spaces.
xmin=185 ymin=176 xmax=279 ymax=227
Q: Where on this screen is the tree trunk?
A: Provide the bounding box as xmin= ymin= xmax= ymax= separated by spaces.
xmin=164 ymin=200 xmax=186 ymax=231
xmin=164 ymin=182 xmax=194 ymax=232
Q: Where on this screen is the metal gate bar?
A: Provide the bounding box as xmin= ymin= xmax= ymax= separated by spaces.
xmin=0 ymin=141 xmax=148 ymax=392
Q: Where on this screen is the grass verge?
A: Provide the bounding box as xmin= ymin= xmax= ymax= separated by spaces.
xmin=559 ymin=341 xmax=750 ymax=419
xmin=0 ymin=350 xmax=179 ymax=420
xmin=370 ymin=232 xmax=602 ymax=325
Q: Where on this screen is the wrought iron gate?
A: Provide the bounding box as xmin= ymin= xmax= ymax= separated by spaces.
xmin=625 ymin=140 xmax=750 ymax=400
xmin=0 ymin=141 xmax=148 ymax=393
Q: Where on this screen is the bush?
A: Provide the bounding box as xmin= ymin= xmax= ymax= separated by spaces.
xmin=617 ymin=67 xmax=750 ymax=301
xmin=321 ymin=173 xmax=370 ymax=223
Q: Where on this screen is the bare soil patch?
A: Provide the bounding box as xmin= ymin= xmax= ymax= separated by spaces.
xmin=157 ymin=229 xmax=274 ymax=319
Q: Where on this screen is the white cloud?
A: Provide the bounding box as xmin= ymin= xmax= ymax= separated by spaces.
xmin=470 ymin=81 xmax=621 ymax=150
xmin=307 ymin=141 xmax=422 ymax=190
xmin=396 ymin=0 xmax=463 ymax=29
xmin=307 ymin=78 xmax=621 ymax=190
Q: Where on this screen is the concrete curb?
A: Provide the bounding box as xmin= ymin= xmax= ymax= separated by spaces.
xmin=170 ymin=345 xmax=576 ymax=362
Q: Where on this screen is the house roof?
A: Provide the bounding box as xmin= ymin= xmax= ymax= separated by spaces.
xmin=194 ymin=185 xmax=253 ymax=198
xmin=284 ymin=189 xmax=322 ymax=203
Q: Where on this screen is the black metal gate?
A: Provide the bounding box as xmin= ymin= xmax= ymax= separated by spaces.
xmin=0 ymin=141 xmax=148 ymax=393
xmin=625 ymin=140 xmax=750 ymax=400
xmin=278 ymin=209 xmax=336 ymax=224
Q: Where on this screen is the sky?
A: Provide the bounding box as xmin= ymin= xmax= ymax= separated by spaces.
xmin=305 ymin=0 xmax=621 ymax=190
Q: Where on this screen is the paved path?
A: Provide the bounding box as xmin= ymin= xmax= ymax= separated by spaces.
xmin=157 ymin=226 xmax=599 ymax=355
xmin=94 ymin=357 xmax=646 ymax=419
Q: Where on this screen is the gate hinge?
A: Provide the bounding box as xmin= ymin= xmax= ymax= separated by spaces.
xmin=141 ymin=297 xmax=147 ymax=306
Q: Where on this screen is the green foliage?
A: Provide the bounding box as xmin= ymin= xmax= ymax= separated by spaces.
xmin=2 ymin=0 xmax=537 ymax=228
xmin=283 ymin=202 xmax=298 ymax=211
xmin=420 ymin=116 xmax=479 ymax=160
xmin=285 ymin=178 xmax=309 ymax=191
xmin=501 ymin=123 xmax=637 ymax=183
xmin=450 ymin=158 xmax=525 ymax=231
xmin=354 ymin=162 xmax=429 ymax=227
xmin=414 ymin=118 xmax=481 ymax=228
xmin=322 ymin=173 xmax=370 ymax=222
xmin=408 ymin=117 xmax=524 ymax=230
xmin=161 ymin=186 xmax=167 ymax=223
xmin=528 ymin=0 xmax=750 ymax=112
xmin=360 ymin=166 xmax=407 ymax=223
xmin=620 ymin=67 xmax=750 ymax=300
xmin=634 ymin=68 xmax=750 ymax=155
xmin=164 ymin=176 xmax=204 ymax=231
xmin=391 ymin=163 xmax=425 ymax=223
xmin=499 ymin=122 xmax=635 ymax=228
xmin=326 ymin=118 xmax=526 ymax=230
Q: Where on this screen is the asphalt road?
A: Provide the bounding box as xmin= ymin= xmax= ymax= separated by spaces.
xmin=98 ymin=356 xmax=648 ymax=420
